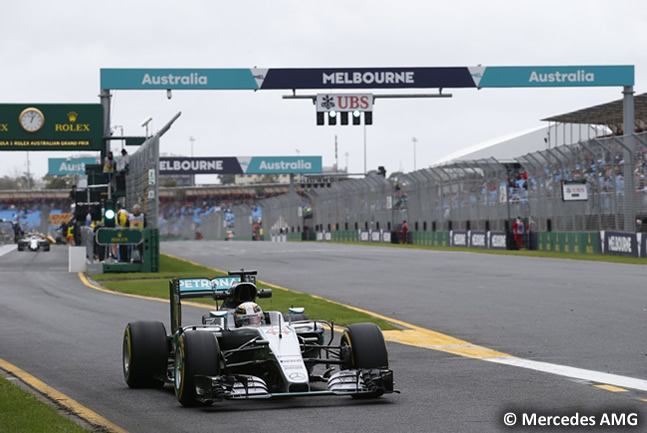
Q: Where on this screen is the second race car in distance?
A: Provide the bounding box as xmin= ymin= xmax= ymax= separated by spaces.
xmin=17 ymin=232 xmax=51 ymax=252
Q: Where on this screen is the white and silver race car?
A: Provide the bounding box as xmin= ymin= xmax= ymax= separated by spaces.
xmin=122 ymin=270 xmax=396 ymax=406
xmin=17 ymin=232 xmax=51 ymax=252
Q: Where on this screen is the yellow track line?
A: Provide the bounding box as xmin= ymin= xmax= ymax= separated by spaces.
xmin=594 ymin=384 xmax=629 ymax=393
xmin=0 ymin=358 xmax=128 ymax=433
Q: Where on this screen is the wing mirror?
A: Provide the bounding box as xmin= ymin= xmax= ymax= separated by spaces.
xmin=257 ymin=289 xmax=272 ymax=299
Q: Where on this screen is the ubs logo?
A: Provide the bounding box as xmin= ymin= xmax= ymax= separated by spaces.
xmin=320 ymin=95 xmax=335 ymax=110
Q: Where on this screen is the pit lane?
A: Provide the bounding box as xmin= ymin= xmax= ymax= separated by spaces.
xmin=0 ymin=243 xmax=644 ymax=433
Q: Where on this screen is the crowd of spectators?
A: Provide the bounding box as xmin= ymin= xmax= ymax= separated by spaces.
xmin=158 ymin=195 xmax=264 ymax=239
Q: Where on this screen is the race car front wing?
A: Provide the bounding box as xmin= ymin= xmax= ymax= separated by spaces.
xmin=194 ymin=368 xmax=395 ymax=401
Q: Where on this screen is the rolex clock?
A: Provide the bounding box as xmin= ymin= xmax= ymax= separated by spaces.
xmin=19 ymin=107 xmax=45 ymax=133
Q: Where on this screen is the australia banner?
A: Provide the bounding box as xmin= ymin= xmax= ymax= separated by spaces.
xmin=159 ymin=156 xmax=322 ymax=175
xmin=101 ymin=65 xmax=633 ymax=90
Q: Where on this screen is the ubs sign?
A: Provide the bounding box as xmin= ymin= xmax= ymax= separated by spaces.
xmin=316 ymin=94 xmax=373 ymax=112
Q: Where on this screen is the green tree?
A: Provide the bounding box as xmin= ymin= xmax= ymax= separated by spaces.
xmin=0 ymin=176 xmax=19 ymax=190
xmin=42 ymin=175 xmax=69 ymax=190
xmin=18 ymin=172 xmax=36 ymax=190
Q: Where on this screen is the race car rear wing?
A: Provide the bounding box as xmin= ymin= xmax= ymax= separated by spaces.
xmin=169 ymin=270 xmax=271 ymax=333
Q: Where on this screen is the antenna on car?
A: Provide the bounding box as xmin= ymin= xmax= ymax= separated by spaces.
xmin=278 ymin=311 xmax=283 ymax=339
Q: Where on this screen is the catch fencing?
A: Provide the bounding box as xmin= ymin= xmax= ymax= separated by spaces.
xmin=159 ymin=131 xmax=647 ymax=241
xmin=125 ymin=135 xmax=160 ymax=228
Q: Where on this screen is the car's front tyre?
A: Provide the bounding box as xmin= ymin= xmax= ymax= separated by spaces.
xmin=123 ymin=321 xmax=168 ymax=388
xmin=341 ymin=322 xmax=389 ymax=398
xmin=174 ymin=330 xmax=221 ymax=407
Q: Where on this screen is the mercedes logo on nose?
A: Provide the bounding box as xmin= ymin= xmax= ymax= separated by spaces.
xmin=289 ymin=372 xmax=306 ymax=380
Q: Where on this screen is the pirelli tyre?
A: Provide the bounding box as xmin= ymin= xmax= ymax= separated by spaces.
xmin=341 ymin=322 xmax=389 ymax=398
xmin=174 ymin=330 xmax=221 ymax=407
xmin=42 ymin=244 xmax=50 ymax=252
xmin=123 ymin=321 xmax=168 ymax=388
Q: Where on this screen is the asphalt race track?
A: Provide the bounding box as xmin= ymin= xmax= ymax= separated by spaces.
xmin=1 ymin=243 xmax=645 ymax=432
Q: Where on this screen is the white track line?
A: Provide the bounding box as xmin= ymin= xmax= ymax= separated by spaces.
xmin=0 ymin=244 xmax=17 ymax=257
xmin=488 ymin=357 xmax=647 ymax=392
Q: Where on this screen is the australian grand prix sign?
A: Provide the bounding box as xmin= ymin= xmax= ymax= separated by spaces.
xmin=101 ymin=65 xmax=633 ymax=90
xmin=0 ymin=104 xmax=103 ymax=151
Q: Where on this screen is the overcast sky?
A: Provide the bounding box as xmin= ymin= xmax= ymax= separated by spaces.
xmin=2 ymin=0 xmax=646 ymax=182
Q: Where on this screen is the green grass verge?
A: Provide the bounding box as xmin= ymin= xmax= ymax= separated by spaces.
xmin=92 ymin=254 xmax=214 ymax=281
xmin=332 ymin=240 xmax=647 ymax=265
xmin=0 ymin=375 xmax=88 ymax=433
xmin=97 ymin=255 xmax=397 ymax=330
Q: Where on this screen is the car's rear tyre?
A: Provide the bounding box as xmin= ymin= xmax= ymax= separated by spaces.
xmin=341 ymin=322 xmax=389 ymax=398
xmin=174 ymin=330 xmax=220 ymax=407
xmin=123 ymin=321 xmax=168 ymax=388
xmin=17 ymin=245 xmax=24 ymax=251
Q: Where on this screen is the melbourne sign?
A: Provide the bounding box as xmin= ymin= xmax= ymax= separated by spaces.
xmin=101 ymin=65 xmax=633 ymax=90
xmin=159 ymin=156 xmax=322 ymax=175
xmin=601 ymin=231 xmax=638 ymax=257
xmin=316 ymin=94 xmax=373 ymax=112
xmin=0 ymin=104 xmax=103 ymax=151
xmin=48 ymin=157 xmax=98 ymax=176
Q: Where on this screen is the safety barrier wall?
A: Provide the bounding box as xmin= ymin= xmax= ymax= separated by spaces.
xmin=303 ymin=228 xmax=613 ymax=256
xmin=536 ymin=231 xmax=601 ymax=255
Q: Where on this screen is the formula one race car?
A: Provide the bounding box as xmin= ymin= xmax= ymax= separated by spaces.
xmin=122 ymin=270 xmax=396 ymax=406
xmin=17 ymin=232 xmax=51 ymax=252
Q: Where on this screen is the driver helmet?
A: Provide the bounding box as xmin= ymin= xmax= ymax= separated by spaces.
xmin=234 ymin=302 xmax=264 ymax=327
